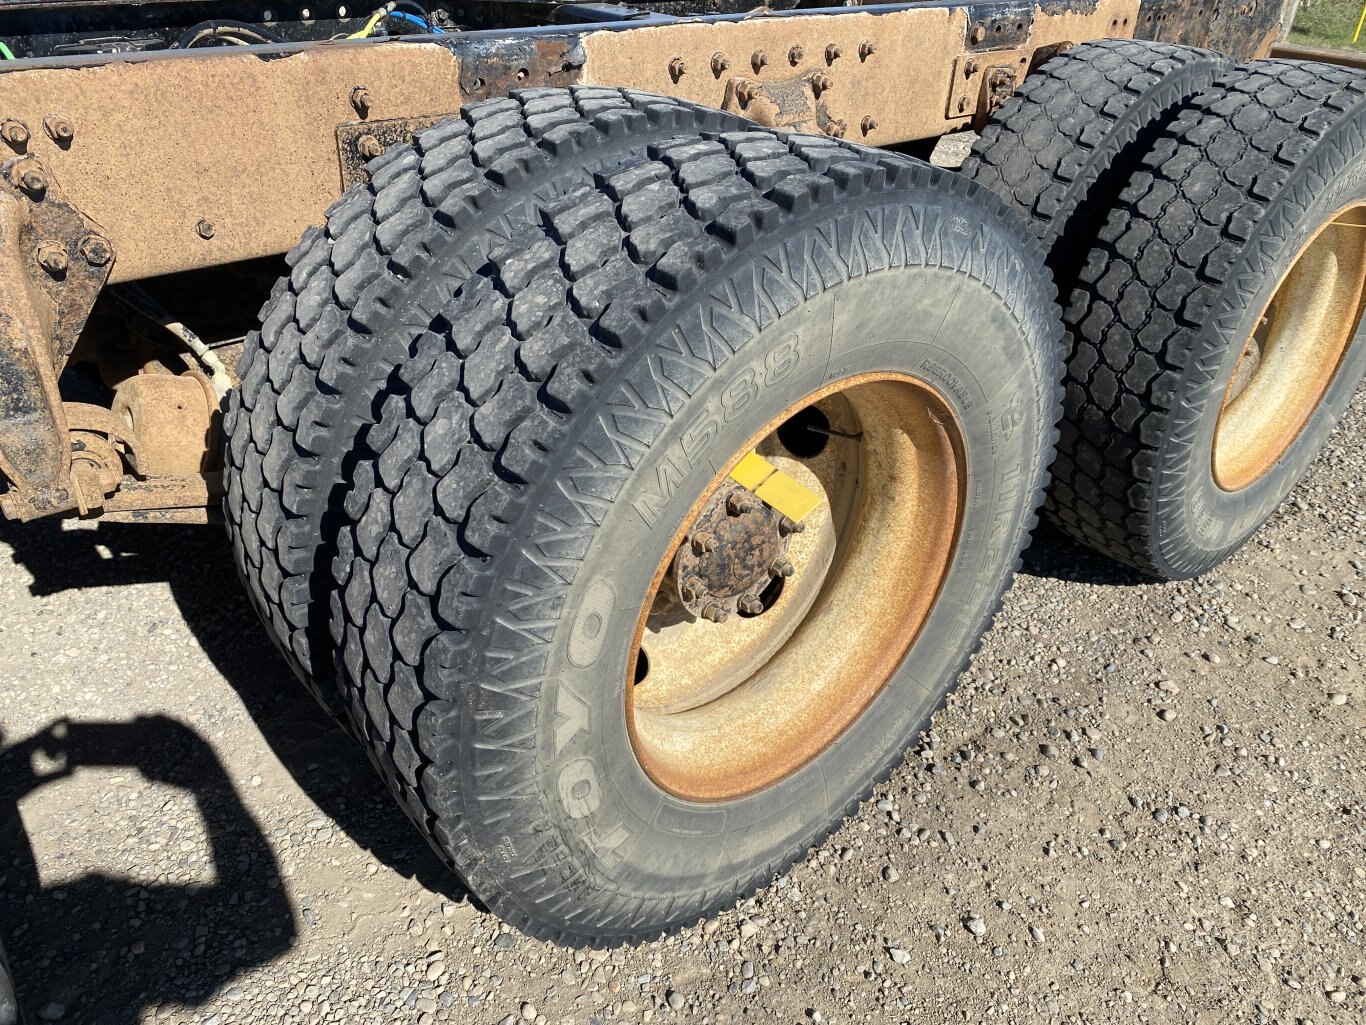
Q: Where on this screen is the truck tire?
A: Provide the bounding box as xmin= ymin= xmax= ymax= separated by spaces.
xmin=223 ymin=89 xmax=754 ymax=707
xmin=961 ymin=38 xmax=1228 ymax=250
xmin=325 ymin=110 xmax=1062 ymax=942
xmin=1049 ymin=60 xmax=1366 ymax=577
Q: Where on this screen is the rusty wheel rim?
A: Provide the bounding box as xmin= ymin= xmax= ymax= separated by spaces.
xmin=626 ymin=373 xmax=966 ymax=803
xmin=1213 ymin=204 xmax=1366 ymax=492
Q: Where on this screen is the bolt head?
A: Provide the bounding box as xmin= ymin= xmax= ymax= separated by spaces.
xmin=825 ymin=43 xmax=841 ymax=64
xmin=196 ymin=219 xmax=216 ymax=240
xmin=43 ymin=115 xmax=74 ymax=143
xmin=788 ymin=45 xmax=804 ymax=66
xmin=711 ymin=52 xmax=730 ymax=76
xmin=350 ymin=85 xmax=372 ymax=116
xmin=669 ymin=56 xmax=687 ymax=80
xmin=751 ymin=50 xmax=768 ymax=72
xmin=859 ymin=39 xmax=876 ymax=60
xmin=19 ymin=168 xmax=48 ymax=195
xmin=771 ymin=559 xmax=796 ymax=578
xmin=357 ymin=133 xmax=384 ymax=160
xmin=79 ymin=234 xmax=113 ymax=267
xmin=36 ymin=242 xmax=68 ymax=276
xmin=970 ymin=24 xmax=987 ymax=45
xmin=737 ymin=595 xmax=763 ymax=615
xmin=1 ymin=119 xmax=30 ymax=149
xmin=700 ymin=602 xmax=729 ymax=624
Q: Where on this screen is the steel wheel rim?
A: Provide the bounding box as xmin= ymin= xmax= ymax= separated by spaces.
xmin=1213 ymin=204 xmax=1366 ymax=492
xmin=626 ymin=373 xmax=966 ymax=803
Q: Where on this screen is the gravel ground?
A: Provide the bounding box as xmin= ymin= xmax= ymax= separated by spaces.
xmin=1 ymin=234 xmax=1363 ymax=1021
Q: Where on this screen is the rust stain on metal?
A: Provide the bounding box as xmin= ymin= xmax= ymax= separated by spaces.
xmin=1135 ymin=0 xmax=1287 ymax=60
xmin=580 ymin=2 xmax=1139 ymax=145
xmin=337 ymin=114 xmax=458 ymax=191
xmin=0 ymin=43 xmax=463 ymax=284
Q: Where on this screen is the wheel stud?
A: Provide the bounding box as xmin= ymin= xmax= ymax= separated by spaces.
xmin=770 ymin=559 xmax=795 ymax=578
xmin=691 ymin=532 xmax=719 ymax=554
xmin=737 ymin=594 xmax=763 ymax=615
xmin=778 ymin=515 xmax=805 ymax=536
xmin=700 ymin=601 xmax=729 ymax=623
xmin=727 ymin=492 xmax=758 ymax=516
xmin=681 ymin=576 xmax=706 ymax=602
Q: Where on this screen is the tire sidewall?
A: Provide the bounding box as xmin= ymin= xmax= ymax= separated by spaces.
xmin=1152 ymin=118 xmax=1366 ymax=578
xmin=455 ymin=193 xmax=1060 ymax=933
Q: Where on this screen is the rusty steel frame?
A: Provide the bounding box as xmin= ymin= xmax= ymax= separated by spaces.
xmin=0 ymin=0 xmax=1298 ymax=522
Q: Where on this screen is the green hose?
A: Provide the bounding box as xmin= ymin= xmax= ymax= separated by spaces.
xmin=0 ymin=42 xmax=16 ymax=60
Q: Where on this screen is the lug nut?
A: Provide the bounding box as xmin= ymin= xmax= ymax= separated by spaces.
xmin=788 ymin=44 xmax=804 ymax=66
xmin=711 ymin=52 xmax=729 ymax=77
xmin=691 ymin=533 xmax=719 ymax=555
xmin=860 ymin=116 xmax=879 ymax=136
xmin=1 ymin=118 xmax=30 ymax=149
xmin=350 ymin=85 xmax=372 ymax=116
xmin=737 ymin=594 xmax=764 ymax=615
xmin=859 ymin=39 xmax=876 ymax=60
xmin=357 ymin=133 xmax=384 ymax=160
xmin=771 ymin=559 xmax=796 ymax=578
xmin=700 ymin=601 xmax=729 ymax=623
xmin=682 ymin=576 xmax=706 ymax=602
xmin=669 ymin=56 xmax=687 ymax=80
xmin=727 ymin=492 xmax=758 ymax=516
xmin=43 ymin=115 xmax=74 ymax=144
xmin=79 ymin=234 xmax=113 ymax=267
xmin=825 ymin=43 xmax=841 ymax=64
xmin=823 ymin=120 xmax=847 ymax=139
xmin=735 ymin=81 xmax=757 ymax=106
xmin=36 ymin=241 xmax=68 ymax=277
xmin=751 ymin=50 xmax=768 ymax=73
xmin=778 ymin=515 xmax=806 ymax=536
xmin=811 ymin=72 xmax=832 ymax=97
xmin=196 ymin=219 xmax=216 ymax=240
xmin=970 ymin=24 xmax=987 ymax=45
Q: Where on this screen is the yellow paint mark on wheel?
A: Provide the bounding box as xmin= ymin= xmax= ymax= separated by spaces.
xmin=728 ymin=452 xmax=822 ymax=522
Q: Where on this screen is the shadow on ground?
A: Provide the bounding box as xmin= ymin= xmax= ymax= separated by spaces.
xmin=0 ymin=518 xmax=466 ymax=1024
xmin=1018 ymin=519 xmax=1151 ymax=586
xmin=0 ymin=715 xmax=293 ymax=1025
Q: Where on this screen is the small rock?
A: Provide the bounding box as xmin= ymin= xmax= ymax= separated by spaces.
xmin=1329 ymin=692 xmax=1348 ymax=706
xmin=1157 ymin=708 xmax=1177 ymax=722
xmin=520 ymin=1001 xmax=536 ymax=1020
xmin=666 ymin=990 xmax=684 ymax=1011
xmin=964 ymin=914 xmax=986 ymax=938
xmin=888 ymin=947 xmax=912 ymax=965
xmin=882 ymin=865 xmax=900 ymax=883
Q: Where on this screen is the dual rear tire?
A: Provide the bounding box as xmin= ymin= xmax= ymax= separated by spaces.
xmin=228 ymin=90 xmax=1063 ymax=942
xmin=966 ymin=42 xmax=1366 ymax=578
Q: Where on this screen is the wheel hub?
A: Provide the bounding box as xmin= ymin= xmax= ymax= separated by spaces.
xmin=671 ymin=485 xmax=799 ymax=622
